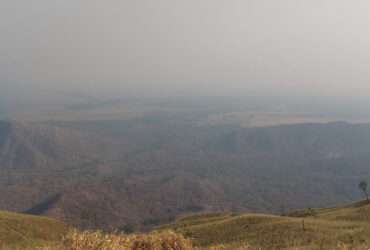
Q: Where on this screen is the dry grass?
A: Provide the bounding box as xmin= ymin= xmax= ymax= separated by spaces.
xmin=199 ymin=242 xmax=370 ymax=250
xmin=0 ymin=211 xmax=66 ymax=250
xmin=43 ymin=230 xmax=196 ymax=250
xmin=5 ymin=228 xmax=369 ymax=250
xmin=39 ymin=230 xmax=370 ymax=250
xmin=5 ymin=201 xmax=370 ymax=249
xmin=162 ymin=209 xmax=370 ymax=250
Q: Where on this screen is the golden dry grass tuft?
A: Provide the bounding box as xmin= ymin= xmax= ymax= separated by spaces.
xmin=45 ymin=230 xmax=196 ymax=250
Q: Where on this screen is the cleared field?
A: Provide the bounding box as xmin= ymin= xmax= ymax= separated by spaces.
xmin=205 ymin=112 xmax=370 ymax=128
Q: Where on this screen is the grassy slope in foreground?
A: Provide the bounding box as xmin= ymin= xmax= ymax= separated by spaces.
xmin=0 ymin=211 xmax=195 ymax=250
xmin=3 ymin=200 xmax=370 ymax=250
xmin=0 ymin=211 xmax=67 ymax=249
xmin=160 ymin=200 xmax=370 ymax=250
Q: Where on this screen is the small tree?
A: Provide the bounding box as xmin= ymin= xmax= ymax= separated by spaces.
xmin=358 ymin=181 xmax=369 ymax=200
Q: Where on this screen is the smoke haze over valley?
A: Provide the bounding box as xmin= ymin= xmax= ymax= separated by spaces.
xmin=3 ymin=2 xmax=370 ymax=247
xmin=2 ymin=0 xmax=370 ymax=99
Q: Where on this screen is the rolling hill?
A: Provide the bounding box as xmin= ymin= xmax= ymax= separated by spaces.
xmin=0 ymin=211 xmax=66 ymax=249
xmin=161 ymin=200 xmax=370 ymax=249
xmin=3 ymin=200 xmax=370 ymax=249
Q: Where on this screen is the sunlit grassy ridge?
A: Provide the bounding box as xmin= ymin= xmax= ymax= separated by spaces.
xmin=0 ymin=210 xmax=66 ymax=249
xmin=161 ymin=200 xmax=370 ymax=250
xmin=3 ymin=201 xmax=370 ymax=249
xmin=305 ymin=200 xmax=370 ymax=222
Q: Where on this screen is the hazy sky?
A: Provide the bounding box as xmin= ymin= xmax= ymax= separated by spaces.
xmin=1 ymin=0 xmax=370 ymax=98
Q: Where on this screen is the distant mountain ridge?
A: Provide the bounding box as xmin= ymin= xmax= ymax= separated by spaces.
xmin=1 ymin=119 xmax=370 ymax=230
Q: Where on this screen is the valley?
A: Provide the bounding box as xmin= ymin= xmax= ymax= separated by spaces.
xmin=1 ymin=114 xmax=370 ymax=231
xmin=3 ymin=0 xmax=370 ymax=248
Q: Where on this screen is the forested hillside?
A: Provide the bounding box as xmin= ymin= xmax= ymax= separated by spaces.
xmin=1 ymin=119 xmax=370 ymax=230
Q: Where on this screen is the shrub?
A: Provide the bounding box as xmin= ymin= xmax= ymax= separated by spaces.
xmin=52 ymin=230 xmax=195 ymax=250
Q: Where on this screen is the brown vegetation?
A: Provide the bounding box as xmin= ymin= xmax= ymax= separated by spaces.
xmin=44 ymin=230 xmax=195 ymax=250
xmin=3 ymin=120 xmax=370 ymax=231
